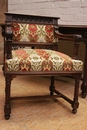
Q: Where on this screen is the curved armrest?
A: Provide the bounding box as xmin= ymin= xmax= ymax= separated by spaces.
xmin=55 ymin=31 xmax=82 ymax=42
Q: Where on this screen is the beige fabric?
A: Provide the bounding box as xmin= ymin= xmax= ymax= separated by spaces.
xmin=5 ymin=49 xmax=83 ymax=72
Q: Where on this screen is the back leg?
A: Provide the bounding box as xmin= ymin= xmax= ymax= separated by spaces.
xmin=72 ymin=74 xmax=81 ymax=114
xmin=4 ymin=74 xmax=11 ymax=120
xmin=49 ymin=76 xmax=55 ymax=95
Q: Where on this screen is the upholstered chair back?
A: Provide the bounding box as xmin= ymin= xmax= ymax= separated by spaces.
xmin=12 ymin=23 xmax=58 ymax=43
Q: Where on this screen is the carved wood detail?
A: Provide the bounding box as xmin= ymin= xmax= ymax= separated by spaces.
xmin=5 ymin=13 xmax=59 ymax=25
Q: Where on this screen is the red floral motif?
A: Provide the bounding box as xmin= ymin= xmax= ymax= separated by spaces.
xmin=28 ymin=24 xmax=37 ymax=34
xmin=19 ymin=60 xmax=31 ymax=71
xmin=45 ymin=25 xmax=54 ymax=42
xmin=14 ymin=49 xmax=29 ymax=59
xmin=12 ymin=23 xmax=21 ymax=41
xmin=45 ymin=25 xmax=53 ymax=34
xmin=63 ymin=60 xmax=73 ymax=71
xmin=42 ymin=60 xmax=53 ymax=71
xmin=12 ymin=23 xmax=20 ymax=32
xmin=28 ymin=24 xmax=38 ymax=42
xmin=36 ymin=49 xmax=50 ymax=60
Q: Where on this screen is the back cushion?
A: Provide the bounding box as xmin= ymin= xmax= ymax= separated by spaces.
xmin=12 ymin=23 xmax=58 ymax=43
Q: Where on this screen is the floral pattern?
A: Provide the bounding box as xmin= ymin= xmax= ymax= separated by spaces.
xmin=9 ymin=23 xmax=83 ymax=72
xmin=12 ymin=23 xmax=57 ymax=43
xmin=5 ymin=49 xmax=83 ymax=72
xmin=12 ymin=23 xmax=21 ymax=41
xmin=45 ymin=25 xmax=54 ymax=43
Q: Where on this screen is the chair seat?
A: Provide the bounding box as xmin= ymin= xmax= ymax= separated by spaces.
xmin=5 ymin=48 xmax=83 ymax=72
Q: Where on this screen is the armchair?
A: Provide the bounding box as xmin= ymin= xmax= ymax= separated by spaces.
xmin=3 ymin=12 xmax=83 ymax=120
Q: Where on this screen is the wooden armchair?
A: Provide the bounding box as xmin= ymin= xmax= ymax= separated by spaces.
xmin=3 ymin=12 xmax=83 ymax=120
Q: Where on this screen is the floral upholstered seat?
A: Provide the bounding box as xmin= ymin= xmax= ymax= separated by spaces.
xmin=5 ymin=48 xmax=83 ymax=72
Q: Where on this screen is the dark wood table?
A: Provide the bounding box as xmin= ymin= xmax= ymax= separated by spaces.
xmin=0 ymin=23 xmax=87 ymax=98
xmin=59 ymin=25 xmax=87 ymax=98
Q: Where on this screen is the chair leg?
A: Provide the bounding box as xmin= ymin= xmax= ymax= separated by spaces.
xmin=81 ymin=81 xmax=87 ymax=98
xmin=49 ymin=76 xmax=55 ymax=95
xmin=72 ymin=76 xmax=80 ymax=114
xmin=4 ymin=74 xmax=11 ymax=120
xmin=2 ymin=65 xmax=5 ymax=76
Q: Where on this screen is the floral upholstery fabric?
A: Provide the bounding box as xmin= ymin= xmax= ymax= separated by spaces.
xmin=5 ymin=49 xmax=83 ymax=72
xmin=12 ymin=23 xmax=58 ymax=43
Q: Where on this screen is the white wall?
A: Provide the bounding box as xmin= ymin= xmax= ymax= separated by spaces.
xmin=8 ymin=0 xmax=87 ymax=25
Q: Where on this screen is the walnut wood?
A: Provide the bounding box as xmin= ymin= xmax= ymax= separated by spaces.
xmin=59 ymin=25 xmax=87 ymax=98
xmin=2 ymin=13 xmax=83 ymax=119
xmin=4 ymin=74 xmax=11 ymax=120
xmin=5 ymin=12 xmax=60 ymax=25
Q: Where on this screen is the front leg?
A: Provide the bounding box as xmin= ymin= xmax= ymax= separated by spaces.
xmin=4 ymin=74 xmax=11 ymax=120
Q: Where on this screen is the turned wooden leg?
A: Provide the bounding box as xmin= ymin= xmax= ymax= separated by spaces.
xmin=49 ymin=76 xmax=55 ymax=95
xmin=4 ymin=74 xmax=11 ymax=120
xmin=81 ymin=40 xmax=87 ymax=98
xmin=81 ymin=81 xmax=87 ymax=98
xmin=72 ymin=77 xmax=80 ymax=114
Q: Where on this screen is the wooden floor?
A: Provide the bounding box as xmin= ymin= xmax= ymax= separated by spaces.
xmin=0 ymin=65 xmax=87 ymax=130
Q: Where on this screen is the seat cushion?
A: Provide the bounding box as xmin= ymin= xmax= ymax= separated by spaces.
xmin=5 ymin=49 xmax=83 ymax=72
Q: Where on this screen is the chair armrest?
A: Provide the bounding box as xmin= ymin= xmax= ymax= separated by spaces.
xmin=55 ymin=30 xmax=82 ymax=42
xmin=55 ymin=30 xmax=83 ymax=60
